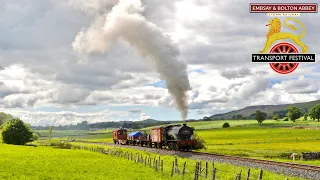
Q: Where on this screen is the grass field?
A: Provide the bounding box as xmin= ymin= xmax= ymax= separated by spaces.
xmin=0 ymin=142 xmax=307 ymax=180
xmin=142 ymin=119 xmax=320 ymax=130
xmin=70 ymin=142 xmax=306 ymax=180
xmin=35 ymin=119 xmax=320 ymax=165
xmin=0 ymin=143 xmax=187 ymax=180
xmin=36 ymin=130 xmax=114 ymax=142
xmin=196 ymin=127 xmax=320 ymax=159
xmin=36 ymin=130 xmax=89 ymax=138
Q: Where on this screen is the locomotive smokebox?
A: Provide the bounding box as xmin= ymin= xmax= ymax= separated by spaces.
xmin=165 ymin=124 xmax=194 ymax=141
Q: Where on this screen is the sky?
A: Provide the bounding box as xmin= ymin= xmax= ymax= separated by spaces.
xmin=0 ymin=0 xmax=319 ymax=126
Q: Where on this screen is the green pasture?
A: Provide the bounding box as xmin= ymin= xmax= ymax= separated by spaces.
xmin=36 ymin=130 xmax=89 ymax=138
xmin=36 ymin=129 xmax=114 ymax=142
xmin=35 ymin=119 xmax=320 ymax=165
xmin=195 ymin=126 xmax=320 ymax=162
xmin=70 ymin=142 xmax=305 ymax=180
xmin=0 ymin=143 xmax=179 ymax=180
xmin=142 ymin=119 xmax=320 ymax=131
xmin=0 ymin=142 xmax=306 ymax=180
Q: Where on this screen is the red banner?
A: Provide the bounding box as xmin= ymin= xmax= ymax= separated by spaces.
xmin=250 ymin=3 xmax=318 ymax=13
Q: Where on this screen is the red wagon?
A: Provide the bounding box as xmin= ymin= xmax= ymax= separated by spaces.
xmin=113 ymin=129 xmax=128 ymax=145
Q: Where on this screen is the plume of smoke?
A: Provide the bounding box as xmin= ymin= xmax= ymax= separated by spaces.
xmin=71 ymin=0 xmax=191 ymax=119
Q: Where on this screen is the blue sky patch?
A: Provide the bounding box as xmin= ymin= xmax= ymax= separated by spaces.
xmin=193 ymin=68 xmax=205 ymax=74
xmin=144 ymin=80 xmax=166 ymax=88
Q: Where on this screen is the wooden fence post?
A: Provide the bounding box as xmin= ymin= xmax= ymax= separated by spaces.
xmin=149 ymin=156 xmax=152 ymax=167
xmin=194 ymin=162 xmax=200 ymax=180
xmin=161 ymin=160 xmax=163 ymax=173
xmin=205 ymin=161 xmax=208 ymax=178
xmin=212 ymin=162 xmax=216 ymax=180
xmin=171 ymin=161 xmax=175 ymax=177
xmin=246 ymin=168 xmax=251 ymax=180
xmin=199 ymin=161 xmax=202 ymax=176
xmin=182 ymin=162 xmax=186 ymax=176
xmin=258 ymin=169 xmax=263 ymax=180
xmin=175 ymin=158 xmax=180 ymax=174
xmin=155 ymin=160 xmax=158 ymax=171
xmin=144 ymin=156 xmax=147 ymax=166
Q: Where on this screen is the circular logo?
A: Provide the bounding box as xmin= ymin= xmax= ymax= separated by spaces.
xmin=269 ymin=42 xmax=299 ymax=74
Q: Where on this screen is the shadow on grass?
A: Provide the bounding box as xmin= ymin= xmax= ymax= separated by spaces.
xmin=25 ymin=144 xmax=38 ymax=147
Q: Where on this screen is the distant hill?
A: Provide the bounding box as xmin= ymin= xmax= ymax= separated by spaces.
xmin=209 ymin=99 xmax=320 ymax=120
xmin=139 ymin=119 xmax=159 ymax=124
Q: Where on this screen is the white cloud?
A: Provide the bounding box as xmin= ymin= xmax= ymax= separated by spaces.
xmin=0 ymin=0 xmax=319 ymax=125
xmin=3 ymin=109 xmax=128 ymax=126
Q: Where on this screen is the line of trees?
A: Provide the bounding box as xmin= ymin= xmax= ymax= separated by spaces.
xmin=31 ymin=120 xmax=173 ymax=130
xmin=253 ymin=104 xmax=320 ymax=124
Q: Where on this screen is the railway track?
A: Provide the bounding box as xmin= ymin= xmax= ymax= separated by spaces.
xmin=77 ymin=141 xmax=320 ymax=174
xmin=188 ymin=151 xmax=320 ymax=173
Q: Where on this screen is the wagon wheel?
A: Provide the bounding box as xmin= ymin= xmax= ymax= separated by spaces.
xmin=269 ymin=42 xmax=299 ymax=74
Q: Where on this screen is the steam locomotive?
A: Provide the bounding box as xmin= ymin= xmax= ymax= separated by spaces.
xmin=113 ymin=123 xmax=197 ymax=151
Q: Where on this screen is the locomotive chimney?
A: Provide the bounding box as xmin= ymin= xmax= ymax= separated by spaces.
xmin=183 ymin=123 xmax=186 ymax=126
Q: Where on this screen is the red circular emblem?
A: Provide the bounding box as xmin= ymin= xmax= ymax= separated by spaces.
xmin=269 ymin=42 xmax=299 ymax=74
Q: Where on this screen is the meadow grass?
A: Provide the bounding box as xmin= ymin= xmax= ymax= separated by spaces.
xmin=142 ymin=119 xmax=320 ymax=131
xmin=37 ymin=129 xmax=114 ymax=142
xmin=194 ymin=127 xmax=320 ymax=165
xmin=70 ymin=142 xmax=306 ymax=180
xmin=36 ymin=130 xmax=89 ymax=138
xmin=0 ymin=143 xmax=190 ymax=180
xmin=36 ymin=119 xmax=320 ymax=166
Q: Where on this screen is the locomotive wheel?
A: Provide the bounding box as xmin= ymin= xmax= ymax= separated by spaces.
xmin=269 ymin=42 xmax=299 ymax=74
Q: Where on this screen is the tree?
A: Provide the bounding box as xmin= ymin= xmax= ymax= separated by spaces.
xmin=1 ymin=118 xmax=33 ymax=145
xmin=203 ymin=116 xmax=211 ymax=121
xmin=272 ymin=114 xmax=279 ymax=120
xmin=310 ymin=104 xmax=320 ymax=122
xmin=303 ymin=113 xmax=308 ymax=121
xmin=49 ymin=126 xmax=54 ymax=142
xmin=249 ymin=113 xmax=256 ymax=119
xmin=309 ymin=107 xmax=316 ymax=121
xmin=236 ymin=114 xmax=243 ymax=120
xmin=222 ymin=122 xmax=230 ymax=128
xmin=255 ymin=110 xmax=267 ymax=124
xmin=272 ymin=110 xmax=288 ymax=118
xmin=232 ymin=115 xmax=237 ymax=119
xmin=286 ymin=106 xmax=302 ymax=122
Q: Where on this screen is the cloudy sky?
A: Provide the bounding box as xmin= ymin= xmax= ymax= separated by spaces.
xmin=0 ymin=0 xmax=319 ymax=126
